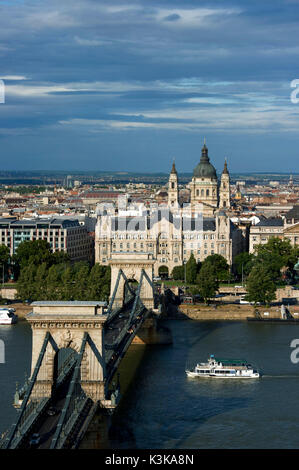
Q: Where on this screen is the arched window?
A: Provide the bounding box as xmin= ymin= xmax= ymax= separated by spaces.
xmin=201 ymin=189 xmax=204 ymax=196
xmin=206 ymin=189 xmax=210 ymax=197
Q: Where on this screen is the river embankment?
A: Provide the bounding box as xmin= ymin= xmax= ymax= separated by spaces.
xmin=174 ymin=303 xmax=299 ymax=321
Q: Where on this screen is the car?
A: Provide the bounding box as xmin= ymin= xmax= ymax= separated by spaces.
xmin=29 ymin=433 xmax=41 ymax=447
xmin=47 ymin=407 xmax=58 ymax=416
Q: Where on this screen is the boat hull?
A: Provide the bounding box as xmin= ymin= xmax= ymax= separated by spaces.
xmin=186 ymin=370 xmax=260 ymax=379
xmin=0 ymin=315 xmax=18 ymax=325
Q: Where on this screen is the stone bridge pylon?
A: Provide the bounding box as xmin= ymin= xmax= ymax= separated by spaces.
xmin=26 ymin=301 xmax=108 ymax=402
xmin=108 ymin=253 xmax=155 ymax=310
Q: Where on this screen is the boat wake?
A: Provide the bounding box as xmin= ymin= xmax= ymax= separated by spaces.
xmin=262 ymin=374 xmax=299 ymax=378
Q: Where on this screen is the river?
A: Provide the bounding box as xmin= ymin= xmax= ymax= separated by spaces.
xmin=2 ymin=319 xmax=299 ymax=448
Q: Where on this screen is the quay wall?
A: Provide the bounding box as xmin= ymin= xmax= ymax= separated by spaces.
xmin=178 ymin=304 xmax=299 ymax=321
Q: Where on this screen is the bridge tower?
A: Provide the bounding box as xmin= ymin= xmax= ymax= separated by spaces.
xmin=26 ymin=301 xmax=108 ymax=403
xmin=109 ymin=253 xmax=155 ymax=310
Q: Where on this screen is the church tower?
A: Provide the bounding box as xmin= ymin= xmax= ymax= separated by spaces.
xmin=219 ymin=159 xmax=231 ymax=209
xmin=190 ymin=139 xmax=218 ymax=216
xmin=168 ymin=162 xmax=179 ymax=208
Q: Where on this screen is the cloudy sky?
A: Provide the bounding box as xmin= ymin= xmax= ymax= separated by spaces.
xmin=0 ymin=0 xmax=299 ymax=173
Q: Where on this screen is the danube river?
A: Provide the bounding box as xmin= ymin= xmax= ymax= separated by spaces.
xmin=2 ymin=319 xmax=299 ymax=448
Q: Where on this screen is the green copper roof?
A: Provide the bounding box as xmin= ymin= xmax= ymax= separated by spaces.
xmin=193 ymin=142 xmax=217 ymax=179
xmin=214 ymin=357 xmax=248 ymax=364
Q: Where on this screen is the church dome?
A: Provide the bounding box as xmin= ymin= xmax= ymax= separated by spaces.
xmin=193 ymin=142 xmax=217 ymax=179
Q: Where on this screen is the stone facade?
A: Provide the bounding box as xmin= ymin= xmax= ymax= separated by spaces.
xmin=249 ymin=216 xmax=299 ymax=253
xmin=95 ymin=142 xmax=244 ymax=275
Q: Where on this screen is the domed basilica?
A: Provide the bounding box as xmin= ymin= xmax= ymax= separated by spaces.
xmin=168 ymin=140 xmax=231 ymax=216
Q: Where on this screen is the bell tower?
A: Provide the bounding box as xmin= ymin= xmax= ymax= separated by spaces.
xmin=168 ymin=162 xmax=179 ymax=208
xmin=219 ymin=159 xmax=231 ymax=209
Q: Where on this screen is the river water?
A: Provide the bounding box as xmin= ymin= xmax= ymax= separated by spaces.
xmin=2 ymin=319 xmax=299 ymax=448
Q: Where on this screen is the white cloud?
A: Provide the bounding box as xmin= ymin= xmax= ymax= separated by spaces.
xmin=74 ymin=36 xmax=104 ymax=46
xmin=0 ymin=75 xmax=27 ymax=81
xmin=156 ymin=7 xmax=242 ymax=28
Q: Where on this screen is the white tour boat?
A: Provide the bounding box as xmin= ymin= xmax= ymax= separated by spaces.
xmin=0 ymin=308 xmax=18 ymax=325
xmin=186 ymin=355 xmax=260 ymax=379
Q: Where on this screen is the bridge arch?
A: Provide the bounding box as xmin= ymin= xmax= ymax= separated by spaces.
xmin=108 ymin=253 xmax=155 ymax=309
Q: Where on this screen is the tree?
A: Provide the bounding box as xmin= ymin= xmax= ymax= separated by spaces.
xmin=202 ymin=254 xmax=230 ymax=281
xmin=86 ymin=264 xmax=111 ymax=301
xmin=34 ymin=263 xmax=48 ymax=300
xmin=17 ymin=264 xmax=37 ymax=301
xmin=15 ymin=240 xmax=52 ymax=269
xmin=186 ymin=253 xmax=197 ymax=284
xmin=73 ymin=262 xmax=90 ymax=300
xmin=234 ymin=252 xmax=254 ymax=279
xmin=172 ymin=265 xmax=184 ymax=281
xmin=246 ymin=265 xmax=277 ymax=306
xmin=254 ymin=237 xmax=299 ymax=282
xmin=0 ymin=245 xmax=9 ymax=266
xmin=45 ymin=265 xmax=61 ymax=300
xmin=196 ymin=263 xmax=219 ymax=304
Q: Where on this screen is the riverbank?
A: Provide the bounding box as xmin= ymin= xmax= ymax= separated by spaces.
xmin=178 ymin=303 xmax=299 ymax=320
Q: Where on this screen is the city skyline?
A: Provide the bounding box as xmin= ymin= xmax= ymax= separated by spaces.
xmin=0 ymin=1 xmax=299 ymax=172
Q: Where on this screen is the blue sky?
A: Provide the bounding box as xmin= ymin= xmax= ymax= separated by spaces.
xmin=0 ymin=0 xmax=299 ymax=173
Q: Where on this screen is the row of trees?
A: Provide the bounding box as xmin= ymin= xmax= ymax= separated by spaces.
xmin=17 ymin=261 xmax=111 ymax=302
xmin=14 ymin=240 xmax=111 ymax=302
xmin=172 ymin=253 xmax=230 ymax=303
xmin=171 ymin=238 xmax=299 ymax=305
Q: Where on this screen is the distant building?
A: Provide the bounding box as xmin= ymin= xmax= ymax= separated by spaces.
xmin=249 ymin=212 xmax=299 ymax=253
xmin=0 ymin=217 xmax=93 ymax=263
xmin=95 ymin=142 xmax=245 ymax=275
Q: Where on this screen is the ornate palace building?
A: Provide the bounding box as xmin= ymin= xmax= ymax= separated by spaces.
xmin=95 ymin=142 xmax=245 ymax=276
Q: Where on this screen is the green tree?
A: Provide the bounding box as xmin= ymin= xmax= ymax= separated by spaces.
xmin=17 ymin=264 xmax=37 ymax=301
xmin=60 ymin=265 xmax=74 ymax=300
xmin=186 ymin=253 xmax=197 ymax=284
xmin=202 ymin=254 xmax=230 ymax=281
xmin=51 ymin=251 xmax=70 ymax=265
xmin=0 ymin=245 xmax=9 ymax=265
xmin=34 ymin=263 xmax=48 ymax=300
xmin=246 ymin=265 xmax=277 ymax=306
xmin=15 ymin=240 xmax=52 ymax=269
xmin=196 ymin=263 xmax=219 ymax=304
xmin=86 ymin=264 xmax=111 ymax=301
xmin=172 ymin=265 xmax=184 ymax=281
xmin=73 ymin=262 xmax=90 ymax=300
xmin=45 ymin=264 xmax=61 ymax=300
xmin=234 ymin=252 xmax=254 ymax=279
xmin=254 ymin=237 xmax=299 ymax=283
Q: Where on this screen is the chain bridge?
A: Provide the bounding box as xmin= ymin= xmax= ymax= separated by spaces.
xmin=0 ymin=254 xmax=171 ymax=449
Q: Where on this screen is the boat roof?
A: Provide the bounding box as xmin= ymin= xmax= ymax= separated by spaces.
xmin=213 ymin=357 xmax=248 ymax=364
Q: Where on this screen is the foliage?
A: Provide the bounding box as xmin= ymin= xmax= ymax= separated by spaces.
xmin=246 ymin=264 xmax=277 ymax=306
xmin=0 ymin=245 xmax=10 ymax=266
xmin=254 ymin=237 xmax=299 ymax=283
xmin=17 ymin=262 xmax=111 ymax=302
xmin=234 ymin=252 xmax=254 ymax=278
xmin=196 ymin=263 xmax=219 ymax=303
xmin=201 ymin=254 xmax=230 ymax=281
xmin=15 ymin=240 xmax=53 ymax=269
xmin=186 ymin=253 xmax=198 ymax=284
xmin=172 ymin=265 xmax=185 ymax=281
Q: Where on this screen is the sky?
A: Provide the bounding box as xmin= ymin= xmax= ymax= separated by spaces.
xmin=0 ymin=0 xmax=299 ymax=173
